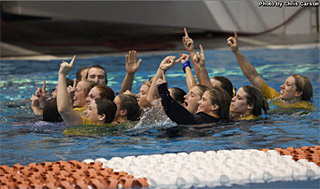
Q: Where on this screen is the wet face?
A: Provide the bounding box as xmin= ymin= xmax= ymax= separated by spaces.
xmin=184 ymin=86 xmax=202 ymax=114
xmin=231 ymin=87 xmax=251 ymax=115
xmin=136 ymin=84 xmax=149 ymax=107
xmin=84 ymin=100 xmax=100 ymax=123
xmin=86 ymin=87 xmax=101 ymax=105
xmin=87 ymin=68 xmax=106 ymax=85
xmin=280 ymin=76 xmax=301 ymax=101
xmin=73 ymin=81 xmax=88 ymax=108
xmin=113 ymin=96 xmax=121 ymax=121
xmin=210 ymin=78 xmax=222 ymax=88
xmin=197 ymin=91 xmax=215 ymax=114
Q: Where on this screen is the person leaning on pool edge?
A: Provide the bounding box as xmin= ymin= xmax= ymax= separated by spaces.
xmin=227 ymin=31 xmax=313 ymax=105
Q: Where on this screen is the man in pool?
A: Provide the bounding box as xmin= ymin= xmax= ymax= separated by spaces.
xmin=227 ymin=31 xmax=313 ymax=107
xmin=86 ymin=65 xmax=108 ymax=85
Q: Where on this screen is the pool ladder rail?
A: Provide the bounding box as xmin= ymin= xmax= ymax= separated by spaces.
xmin=0 ymin=146 xmax=319 ymax=188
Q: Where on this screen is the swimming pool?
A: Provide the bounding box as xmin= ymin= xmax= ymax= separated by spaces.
xmin=0 ymin=46 xmax=319 ymax=187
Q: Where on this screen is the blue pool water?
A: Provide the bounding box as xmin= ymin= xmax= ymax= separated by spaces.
xmin=0 ymin=47 xmax=319 ymax=187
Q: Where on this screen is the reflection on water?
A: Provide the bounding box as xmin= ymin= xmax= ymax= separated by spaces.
xmin=0 ymin=47 xmax=319 ymax=170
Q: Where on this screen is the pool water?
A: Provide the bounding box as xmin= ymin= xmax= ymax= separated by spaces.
xmin=0 ymin=47 xmax=319 ymax=187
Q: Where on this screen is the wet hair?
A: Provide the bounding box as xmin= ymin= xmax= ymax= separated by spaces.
xmin=207 ymin=87 xmax=231 ymax=120
xmin=242 ymin=85 xmax=269 ymax=116
xmin=95 ymin=98 xmax=117 ymax=123
xmin=66 ymin=78 xmax=74 ymax=87
xmin=86 ymin=65 xmax=108 ymax=84
xmin=292 ymin=74 xmax=313 ymax=101
xmin=94 ymin=84 xmax=115 ymax=101
xmin=195 ymin=84 xmax=209 ymax=98
xmin=118 ymin=94 xmax=141 ymax=121
xmin=43 ymin=98 xmax=62 ymax=122
xmin=76 ymin=66 xmax=89 ymax=81
xmin=169 ymin=87 xmax=186 ymax=104
xmin=212 ymin=76 xmax=234 ymax=97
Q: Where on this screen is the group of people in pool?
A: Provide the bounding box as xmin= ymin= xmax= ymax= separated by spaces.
xmin=30 ymin=28 xmax=314 ymax=126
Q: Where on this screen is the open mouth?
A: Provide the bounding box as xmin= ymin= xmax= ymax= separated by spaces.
xmin=184 ymin=101 xmax=188 ymax=107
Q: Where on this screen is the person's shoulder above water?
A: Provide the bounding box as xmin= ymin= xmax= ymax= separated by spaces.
xmin=270 ymin=98 xmax=316 ymax=111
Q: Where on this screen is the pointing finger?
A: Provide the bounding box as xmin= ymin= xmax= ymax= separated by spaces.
xmin=234 ymin=30 xmax=237 ymax=39
xmin=43 ymin=80 xmax=46 ymax=91
xmin=70 ymin=55 xmax=76 ymax=67
xmin=184 ymin=27 xmax=189 ymax=38
xmin=200 ymin=44 xmax=204 ymax=55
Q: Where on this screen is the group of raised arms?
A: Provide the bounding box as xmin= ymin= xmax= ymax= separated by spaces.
xmin=30 ymin=28 xmax=314 ymax=126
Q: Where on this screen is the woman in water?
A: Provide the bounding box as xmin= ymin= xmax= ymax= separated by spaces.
xmin=113 ymin=94 xmax=140 ymax=123
xmin=156 ymin=56 xmax=231 ymax=125
xmin=57 ymin=56 xmax=116 ymax=125
xmin=230 ymin=85 xmax=269 ymax=120
xmin=227 ymin=31 xmax=313 ymax=109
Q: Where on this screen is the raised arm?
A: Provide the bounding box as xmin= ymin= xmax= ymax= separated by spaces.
xmin=193 ymin=44 xmax=213 ymax=88
xmin=57 ymin=56 xmax=82 ymax=125
xmin=146 ymin=56 xmax=182 ymax=103
xmin=30 ymin=95 xmax=43 ymax=115
xmin=180 ymin=53 xmax=196 ymax=91
xmin=120 ymin=50 xmax=142 ymax=94
xmin=227 ymin=30 xmax=264 ymax=89
xmin=182 ymin=28 xmax=201 ymax=83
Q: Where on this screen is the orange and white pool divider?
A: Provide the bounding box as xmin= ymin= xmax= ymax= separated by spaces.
xmin=1 ymin=146 xmax=319 ymax=188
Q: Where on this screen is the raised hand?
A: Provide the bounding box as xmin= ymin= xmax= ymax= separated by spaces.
xmin=59 ymin=55 xmax=76 ymax=76
xmin=67 ymin=78 xmax=77 ymax=99
xmin=159 ymin=56 xmax=182 ymax=71
xmin=192 ymin=44 xmax=206 ymax=68
xmin=227 ymin=30 xmax=238 ymax=53
xmin=182 ymin=28 xmax=194 ymax=52
xmin=179 ymin=53 xmax=190 ymax=64
xmin=126 ymin=50 xmax=142 ymax=74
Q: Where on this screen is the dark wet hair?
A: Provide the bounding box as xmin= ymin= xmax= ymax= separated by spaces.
xmin=207 ymin=87 xmax=231 ymax=120
xmin=76 ymin=66 xmax=89 ymax=81
xmin=43 ymin=98 xmax=62 ymax=122
xmin=94 ymin=84 xmax=115 ymax=101
xmin=292 ymin=74 xmax=313 ymax=101
xmin=242 ymin=85 xmax=269 ymax=116
xmin=118 ymin=94 xmax=140 ymax=121
xmin=195 ymin=84 xmax=209 ymax=98
xmin=66 ymin=78 xmax=74 ymax=87
xmin=95 ymin=98 xmax=117 ymax=123
xmin=86 ymin=65 xmax=108 ymax=84
xmin=212 ymin=76 xmax=234 ymax=97
xmin=169 ymin=87 xmax=186 ymax=104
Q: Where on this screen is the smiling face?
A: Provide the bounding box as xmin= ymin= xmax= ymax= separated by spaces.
xmin=231 ymin=87 xmax=252 ymax=115
xmin=86 ymin=87 xmax=101 ymax=105
xmin=73 ymin=81 xmax=88 ymax=108
xmin=136 ymin=84 xmax=150 ymax=107
xmin=84 ymin=100 xmax=100 ymax=123
xmin=279 ymin=76 xmax=302 ymax=101
xmin=197 ymin=91 xmax=215 ymax=114
xmin=87 ymin=67 xmax=106 ymax=85
xmin=184 ymin=86 xmax=202 ymax=114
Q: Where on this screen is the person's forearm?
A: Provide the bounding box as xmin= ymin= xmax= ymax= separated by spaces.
xmin=189 ymin=50 xmax=201 ymax=83
xmin=185 ymin=67 xmax=196 ymax=91
xmin=57 ymin=74 xmax=70 ymax=113
xmin=233 ymin=51 xmax=262 ymax=88
xmin=31 ymin=104 xmax=43 ymax=115
xmin=146 ymin=68 xmax=162 ymax=103
xmin=199 ymin=66 xmax=213 ymax=88
xmin=120 ymin=72 xmax=134 ymax=94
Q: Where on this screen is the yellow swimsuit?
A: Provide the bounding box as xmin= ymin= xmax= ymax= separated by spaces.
xmin=261 ymin=80 xmax=316 ymax=112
